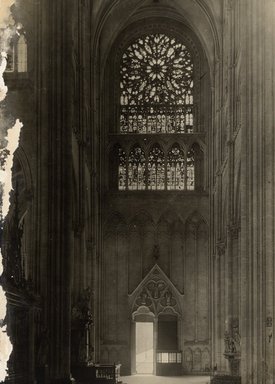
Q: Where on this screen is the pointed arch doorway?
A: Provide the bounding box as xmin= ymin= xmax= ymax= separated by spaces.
xmin=130 ymin=265 xmax=183 ymax=376
xmin=132 ymin=308 xmax=155 ymax=374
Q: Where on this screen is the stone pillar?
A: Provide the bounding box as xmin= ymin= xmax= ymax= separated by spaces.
xmin=240 ymin=0 xmax=275 ymax=383
xmin=40 ymin=0 xmax=74 ymax=382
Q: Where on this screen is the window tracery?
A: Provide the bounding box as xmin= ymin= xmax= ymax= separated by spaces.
xmin=118 ymin=148 xmax=126 ymax=191
xmin=128 ymin=145 xmax=146 ymax=190
xmin=120 ymin=33 xmax=194 ymax=134
xmin=2 ymin=29 xmax=28 ymax=73
xmin=110 ymin=29 xmax=204 ymax=192
xmin=114 ymin=143 xmax=201 ymax=191
xmin=187 ymin=148 xmax=195 ymax=190
xmin=148 ymin=145 xmax=165 ymax=190
xmin=167 ymin=144 xmax=185 ymax=190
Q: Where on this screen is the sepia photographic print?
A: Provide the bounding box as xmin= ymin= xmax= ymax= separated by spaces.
xmin=0 ymin=1 xmax=274 ymax=384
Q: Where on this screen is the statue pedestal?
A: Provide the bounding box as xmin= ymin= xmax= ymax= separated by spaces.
xmin=211 ymin=353 xmax=241 ymax=384
xmin=224 ymin=352 xmax=241 ymax=377
xmin=210 ymin=375 xmax=241 ymax=384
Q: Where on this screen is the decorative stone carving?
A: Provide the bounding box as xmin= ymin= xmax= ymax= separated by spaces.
xmin=147 ymin=281 xmax=165 ymax=299
xmin=266 ymin=316 xmax=272 ymax=327
xmin=71 ymin=287 xmax=94 ymax=366
xmin=224 ymin=322 xmax=241 ymax=377
xmin=224 ymin=331 xmax=236 ymax=354
xmin=130 ymin=264 xmax=182 ymax=316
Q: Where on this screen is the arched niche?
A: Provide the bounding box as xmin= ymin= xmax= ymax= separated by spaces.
xmin=95 ymin=0 xmax=219 ymax=78
xmin=129 ymin=265 xmax=183 ymax=376
xmin=132 ymin=305 xmax=155 ymax=323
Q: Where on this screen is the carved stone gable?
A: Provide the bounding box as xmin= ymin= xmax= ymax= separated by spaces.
xmin=129 ymin=264 xmax=183 ymax=316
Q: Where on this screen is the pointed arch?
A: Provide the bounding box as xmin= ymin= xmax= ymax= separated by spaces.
xmin=148 ymin=143 xmax=165 ymax=190
xmin=17 ymin=34 xmax=27 ymax=73
xmin=185 ymin=211 xmax=208 ymax=235
xmin=167 ymin=143 xmax=185 ymax=190
xmin=193 ymin=348 xmax=202 ymax=371
xmin=109 ymin=143 xmax=127 ymax=190
xmin=128 ymin=144 xmax=146 ymax=190
xmin=12 ymin=146 xmax=33 ymax=194
xmin=130 ymin=210 xmax=154 ymax=229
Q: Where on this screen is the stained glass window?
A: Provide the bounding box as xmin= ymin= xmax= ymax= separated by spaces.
xmin=118 ymin=148 xmax=126 ymax=190
xmin=167 ymin=144 xmax=185 ymax=190
xmin=148 ymin=144 xmax=165 ymax=190
xmin=114 ymin=142 xmax=203 ymax=191
xmin=187 ymin=148 xmax=195 ymax=190
xmin=120 ymin=33 xmax=194 ymax=134
xmin=111 ymin=31 xmax=203 ymax=191
xmin=128 ymin=145 xmax=146 ymax=190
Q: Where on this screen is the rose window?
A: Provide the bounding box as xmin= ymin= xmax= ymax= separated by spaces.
xmin=120 ymin=33 xmax=194 ymax=134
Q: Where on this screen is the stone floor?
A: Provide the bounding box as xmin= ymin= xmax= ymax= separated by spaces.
xmin=121 ymin=375 xmax=210 ymax=384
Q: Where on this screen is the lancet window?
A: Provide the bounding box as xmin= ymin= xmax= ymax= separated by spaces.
xmin=167 ymin=144 xmax=185 ymax=190
xmin=148 ymin=145 xmax=165 ymax=190
xmin=2 ymin=29 xmax=28 ymax=73
xmin=116 ymin=143 xmax=200 ymax=191
xmin=128 ymin=145 xmax=146 ymax=190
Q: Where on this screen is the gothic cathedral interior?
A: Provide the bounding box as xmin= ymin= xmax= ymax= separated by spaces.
xmin=0 ymin=0 xmax=275 ymax=383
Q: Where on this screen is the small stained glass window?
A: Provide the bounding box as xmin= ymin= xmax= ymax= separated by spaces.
xmin=118 ymin=148 xmax=126 ymax=190
xmin=148 ymin=144 xmax=165 ymax=190
xmin=128 ymin=145 xmax=146 ymax=190
xmin=167 ymin=144 xmax=185 ymax=190
xmin=187 ymin=148 xmax=195 ymax=190
xmin=120 ymin=33 xmax=194 ymax=134
xmin=113 ymin=142 xmax=203 ymax=191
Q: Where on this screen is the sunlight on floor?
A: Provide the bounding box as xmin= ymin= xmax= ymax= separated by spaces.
xmin=121 ymin=375 xmax=210 ymax=384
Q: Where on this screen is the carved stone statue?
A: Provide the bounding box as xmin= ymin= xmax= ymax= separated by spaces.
xmin=224 ymin=331 xmax=236 ymax=354
xmin=71 ymin=287 xmax=94 ymax=366
xmin=141 ymin=290 xmax=148 ymax=305
xmin=164 ymin=290 xmax=172 ymax=306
